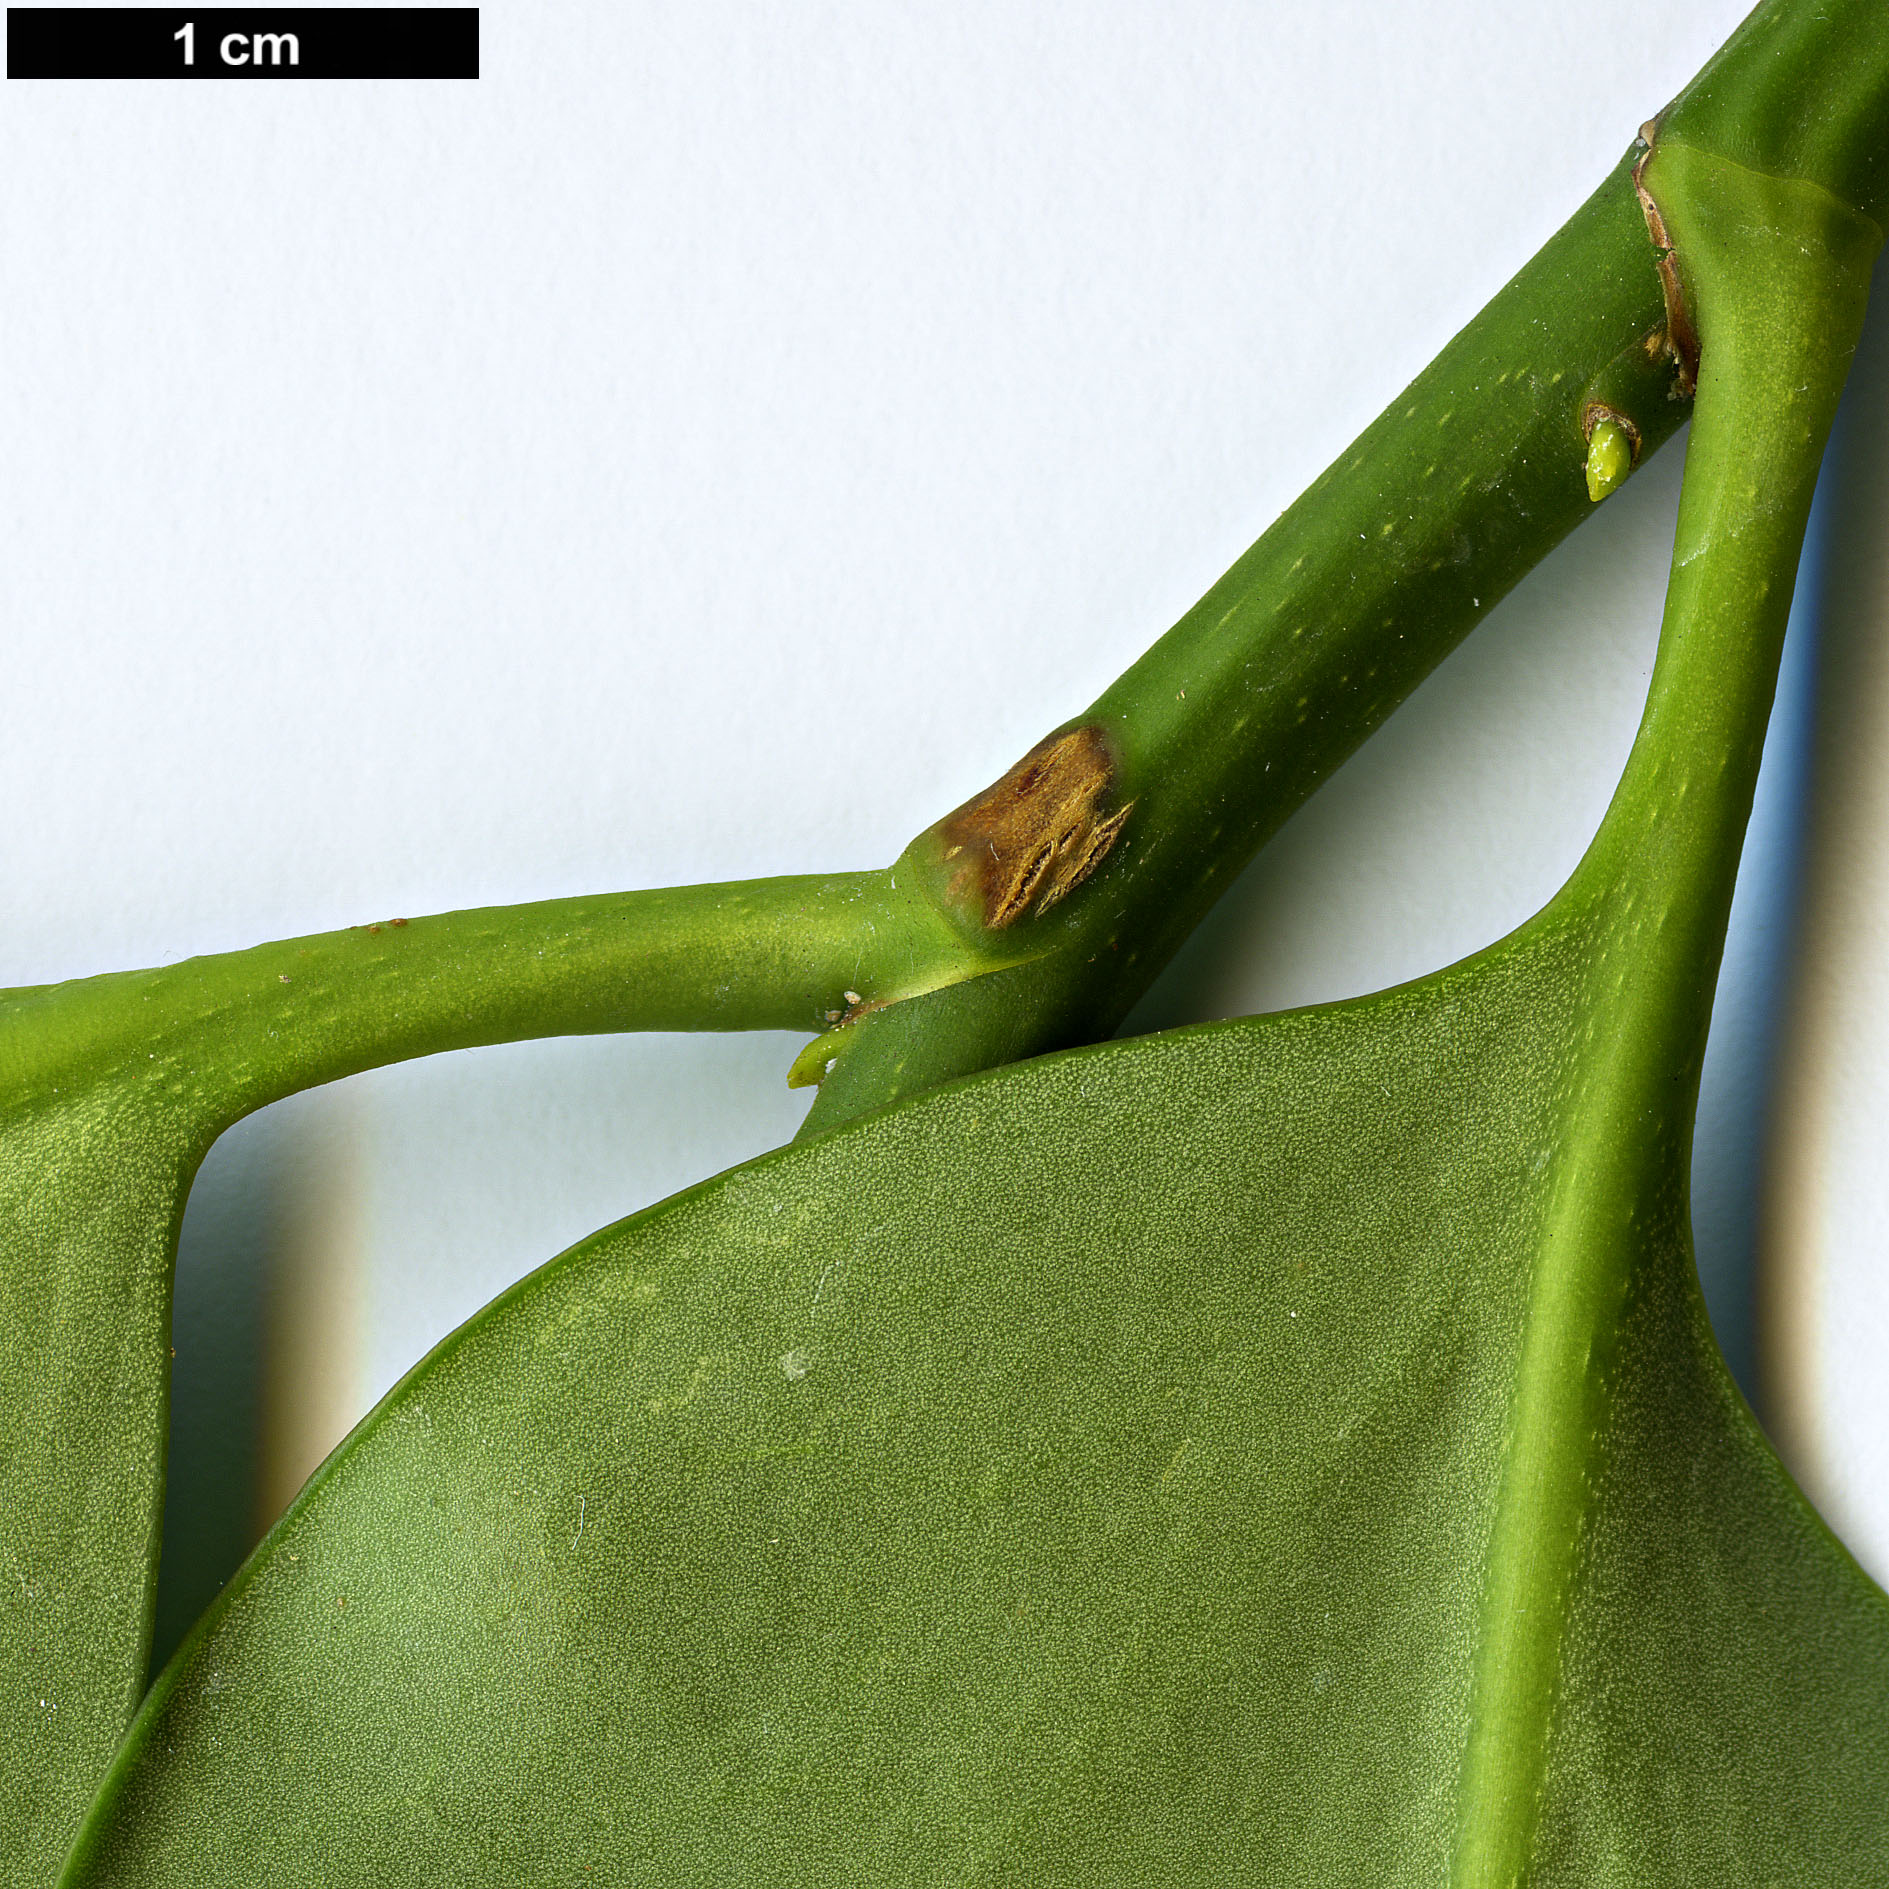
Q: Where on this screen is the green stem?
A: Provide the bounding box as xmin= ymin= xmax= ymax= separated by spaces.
xmin=802 ymin=0 xmax=1889 ymax=1137
xmin=13 ymin=102 xmax=1693 ymax=1146
xmin=0 ymin=872 xmax=972 ymax=1147
xmin=799 ymin=151 xmax=1685 ymax=1132
xmin=12 ymin=12 xmax=1877 ymax=1157
xmin=1450 ymin=133 xmax=1881 ymax=1888
xmin=42 ymin=0 xmax=1882 ymax=1149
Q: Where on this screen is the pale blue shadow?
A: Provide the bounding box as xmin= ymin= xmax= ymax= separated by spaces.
xmin=1693 ymin=260 xmax=1888 ymax=1409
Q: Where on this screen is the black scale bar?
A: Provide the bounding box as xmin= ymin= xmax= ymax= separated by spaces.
xmin=8 ymin=8 xmax=478 ymax=78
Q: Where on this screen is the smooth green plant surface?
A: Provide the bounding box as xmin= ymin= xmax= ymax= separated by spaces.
xmin=51 ymin=976 xmax=1889 ymax=1879
xmin=51 ymin=78 xmax=1889 ymax=1884
xmin=5 ymin=0 xmax=1888 ymax=1880
xmin=0 ymin=79 xmax=1701 ymax=1889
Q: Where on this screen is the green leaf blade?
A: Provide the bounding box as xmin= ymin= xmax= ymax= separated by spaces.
xmin=1534 ymin=1252 xmax=1889 ymax=1882
xmin=61 ymin=921 xmax=1889 ymax=1884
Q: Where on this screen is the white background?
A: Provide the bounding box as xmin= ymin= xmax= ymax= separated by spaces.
xmin=3 ymin=0 xmax=1885 ymax=1658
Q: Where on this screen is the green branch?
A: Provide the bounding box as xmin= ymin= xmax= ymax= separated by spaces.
xmin=0 ymin=873 xmax=964 ymax=1136
xmin=798 ymin=151 xmax=1687 ymax=1132
xmin=800 ymin=0 xmax=1888 ymax=1135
